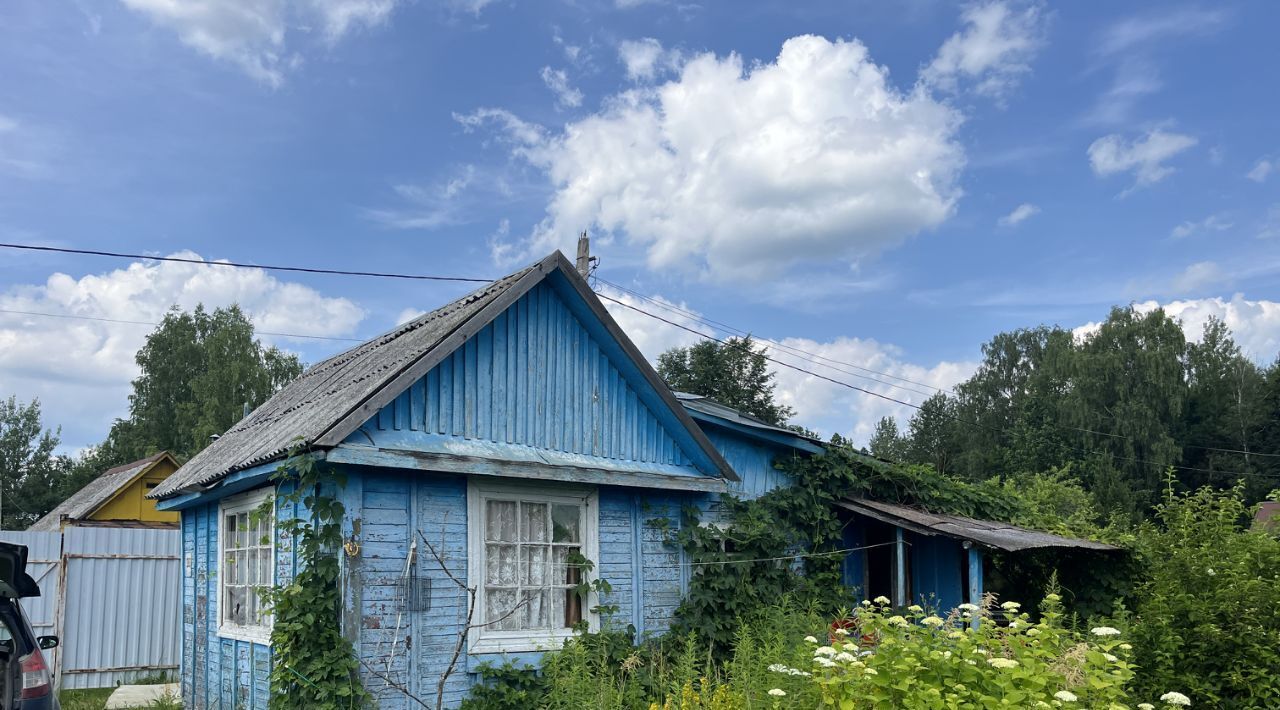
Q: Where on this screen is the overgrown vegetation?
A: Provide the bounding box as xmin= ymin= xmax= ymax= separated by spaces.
xmin=869 ymin=309 xmax=1280 ymax=519
xmin=258 ymin=450 xmax=368 ymax=709
xmin=1 ymin=304 xmax=301 ymax=527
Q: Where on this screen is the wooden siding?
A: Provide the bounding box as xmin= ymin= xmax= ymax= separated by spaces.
xmin=353 ymin=283 xmax=699 ymax=474
xmin=334 ymin=469 xmax=692 ymax=709
xmin=703 ymin=428 xmax=794 ymax=500
xmin=181 ymin=485 xmax=295 ymax=710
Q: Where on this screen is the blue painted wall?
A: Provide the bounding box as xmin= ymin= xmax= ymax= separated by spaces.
xmin=349 ymin=281 xmax=704 ymax=479
xmin=181 ymin=483 xmax=298 ymax=710
xmin=341 ymin=468 xmax=694 ymax=709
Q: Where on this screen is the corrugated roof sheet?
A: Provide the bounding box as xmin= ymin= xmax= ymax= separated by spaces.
xmin=29 ymin=452 xmax=171 ymax=531
xmin=150 ymin=264 xmax=535 ymax=499
xmin=675 ymin=392 xmax=823 ymax=446
xmin=837 ymin=497 xmax=1120 ymax=552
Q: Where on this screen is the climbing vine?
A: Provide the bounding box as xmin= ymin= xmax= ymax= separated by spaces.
xmin=667 ymin=445 xmax=1037 ymax=653
xmin=256 ymin=448 xmax=370 ymax=709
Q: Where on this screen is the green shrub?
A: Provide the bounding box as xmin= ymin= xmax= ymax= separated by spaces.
xmin=1125 ymin=483 xmax=1280 ymax=708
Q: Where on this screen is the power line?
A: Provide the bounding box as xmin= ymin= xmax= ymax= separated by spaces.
xmin=0 ymin=243 xmax=493 ymax=283
xmin=595 ymin=291 xmax=1280 ymax=481
xmin=596 ymin=279 xmax=1280 ymax=463
xmin=596 ymin=277 xmax=950 ymax=398
xmin=5 ymin=240 xmax=1273 ymax=469
xmin=0 ymin=308 xmax=365 ymax=343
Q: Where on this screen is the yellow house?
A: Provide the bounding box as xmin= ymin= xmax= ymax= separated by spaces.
xmin=29 ymin=452 xmax=181 ymax=530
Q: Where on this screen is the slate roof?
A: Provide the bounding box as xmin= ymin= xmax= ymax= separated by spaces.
xmin=30 ymin=452 xmax=174 ymax=531
xmin=837 ymin=497 xmax=1120 ymax=553
xmin=675 ymin=392 xmax=823 ymax=448
xmin=152 ymin=252 xmax=737 ymax=500
xmin=151 ymin=263 xmax=537 ymax=499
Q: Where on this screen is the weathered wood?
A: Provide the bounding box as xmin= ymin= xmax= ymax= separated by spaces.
xmin=326 ymin=446 xmax=729 ymax=493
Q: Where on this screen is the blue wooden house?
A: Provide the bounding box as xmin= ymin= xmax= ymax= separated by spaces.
xmin=150 ymin=251 xmax=1113 ymax=709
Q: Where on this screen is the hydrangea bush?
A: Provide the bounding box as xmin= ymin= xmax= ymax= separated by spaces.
xmin=801 ymin=596 xmax=1185 ymax=710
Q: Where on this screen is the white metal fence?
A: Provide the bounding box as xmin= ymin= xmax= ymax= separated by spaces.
xmin=0 ymin=526 xmax=181 ymax=689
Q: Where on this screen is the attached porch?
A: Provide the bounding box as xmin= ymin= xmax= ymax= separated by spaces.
xmin=835 ymin=498 xmax=1120 ymax=613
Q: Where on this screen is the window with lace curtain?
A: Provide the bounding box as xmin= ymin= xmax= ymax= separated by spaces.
xmin=467 ymin=482 xmax=598 ymax=653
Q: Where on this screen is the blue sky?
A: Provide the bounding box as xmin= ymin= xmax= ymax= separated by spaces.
xmin=2 ymin=0 xmax=1278 ymax=452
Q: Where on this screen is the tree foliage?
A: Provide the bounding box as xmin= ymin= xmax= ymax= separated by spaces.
xmin=892 ymin=307 xmax=1278 ymax=518
xmin=0 ymin=397 xmax=68 ymax=528
xmin=656 ymin=336 xmax=794 ymax=426
xmin=105 ymin=304 xmax=303 ymax=466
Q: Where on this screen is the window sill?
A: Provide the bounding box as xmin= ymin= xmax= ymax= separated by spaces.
xmin=217 ymin=626 xmax=273 ymax=646
xmin=468 ymin=631 xmax=578 ymax=655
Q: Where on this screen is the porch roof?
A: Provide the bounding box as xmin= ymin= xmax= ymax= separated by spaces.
xmin=837 ymin=497 xmax=1121 ymax=553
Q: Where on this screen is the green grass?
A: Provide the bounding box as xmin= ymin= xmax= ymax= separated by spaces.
xmin=57 ymin=688 xmax=114 ymax=710
xmin=58 ymin=685 xmax=182 ymax=710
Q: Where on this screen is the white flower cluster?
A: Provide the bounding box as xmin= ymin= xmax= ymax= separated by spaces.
xmin=1090 ymin=626 xmax=1122 ymax=637
xmin=1160 ymin=691 xmax=1191 ymax=706
xmin=767 ymin=663 xmax=811 ymax=677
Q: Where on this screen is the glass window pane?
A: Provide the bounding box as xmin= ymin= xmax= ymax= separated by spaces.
xmin=224 ymin=515 xmax=237 ymax=546
xmin=485 ymin=588 xmax=518 ymax=631
xmin=246 ymin=587 xmax=257 ymax=624
xmin=237 ymin=513 xmax=249 ymax=549
xmin=522 ymin=589 xmax=550 ymax=629
xmin=227 ymin=587 xmax=245 ymax=626
xmin=521 ymin=546 xmax=549 ymax=586
xmin=235 ymin=550 xmax=248 ymax=588
xmin=554 ymin=588 xmax=582 ymax=629
xmin=552 ymin=504 xmax=580 ymax=543
xmin=486 ymin=501 xmax=517 ymax=542
xmin=258 ymin=548 xmax=271 ymax=586
xmin=485 ymin=544 xmax=518 ymax=586
xmin=247 ymin=549 xmax=258 ymax=586
xmin=554 ymin=546 xmax=582 ymax=586
xmin=521 ymin=503 xmax=548 ymax=543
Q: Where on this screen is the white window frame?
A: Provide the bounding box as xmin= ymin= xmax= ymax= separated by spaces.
xmin=217 ymin=487 xmax=275 ymax=644
xmin=466 ymin=480 xmax=600 ymax=654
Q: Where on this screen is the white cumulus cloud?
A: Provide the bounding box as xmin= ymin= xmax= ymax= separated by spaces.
xmin=471 ymin=34 xmax=966 ymax=283
xmin=120 ymin=0 xmax=400 ymax=87
xmin=1088 ymin=128 xmax=1197 ymax=190
xmin=540 ymin=66 xmax=584 ymax=109
xmin=0 ymin=253 xmax=365 ymax=448
xmin=998 ymin=203 xmax=1039 ymax=227
xmin=922 ymin=0 xmax=1047 ymax=101
xmin=617 ymin=38 xmax=674 ymax=82
xmin=1075 ymin=296 xmax=1280 ymax=362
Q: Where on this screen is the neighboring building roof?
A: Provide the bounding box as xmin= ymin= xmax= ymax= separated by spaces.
xmin=30 ymin=452 xmax=176 ymax=531
xmin=675 ymin=392 xmax=824 ymax=453
xmin=152 ymin=252 xmax=737 ymax=499
xmin=836 ymin=497 xmax=1121 ymax=553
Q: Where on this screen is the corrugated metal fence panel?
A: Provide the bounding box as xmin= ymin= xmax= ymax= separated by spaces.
xmin=59 ymin=527 xmax=181 ymax=689
xmin=0 ymin=531 xmax=63 ymax=673
xmin=0 ymin=527 xmax=181 ymax=689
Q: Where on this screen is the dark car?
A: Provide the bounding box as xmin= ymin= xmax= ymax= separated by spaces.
xmin=0 ymin=542 xmax=58 ymax=710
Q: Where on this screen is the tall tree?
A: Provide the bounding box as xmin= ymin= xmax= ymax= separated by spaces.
xmin=1182 ymin=318 xmax=1266 ymax=493
xmin=906 ymin=393 xmax=960 ymax=475
xmin=656 ymin=336 xmax=794 ymax=426
xmin=106 ymin=304 xmax=304 ymax=465
xmin=867 ymin=416 xmax=909 ymax=462
xmin=0 ymin=397 xmax=67 ymax=529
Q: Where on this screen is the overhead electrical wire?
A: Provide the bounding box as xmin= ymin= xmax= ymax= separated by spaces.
xmin=0 ymin=308 xmax=365 ymax=343
xmin=2 ymin=240 xmax=1273 ymax=468
xmin=594 ymin=290 xmax=1280 ymax=480
xmin=0 ymin=243 xmax=494 ymax=283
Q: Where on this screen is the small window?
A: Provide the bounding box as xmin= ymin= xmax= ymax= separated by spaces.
xmin=467 ymin=482 xmax=598 ymax=654
xmin=218 ymin=489 xmax=274 ymax=642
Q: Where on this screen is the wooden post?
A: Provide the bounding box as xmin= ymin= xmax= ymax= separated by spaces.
xmin=893 ymin=527 xmax=907 ymax=608
xmin=967 ymin=545 xmax=983 ymax=628
xmin=575 ymin=233 xmax=591 ymax=276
